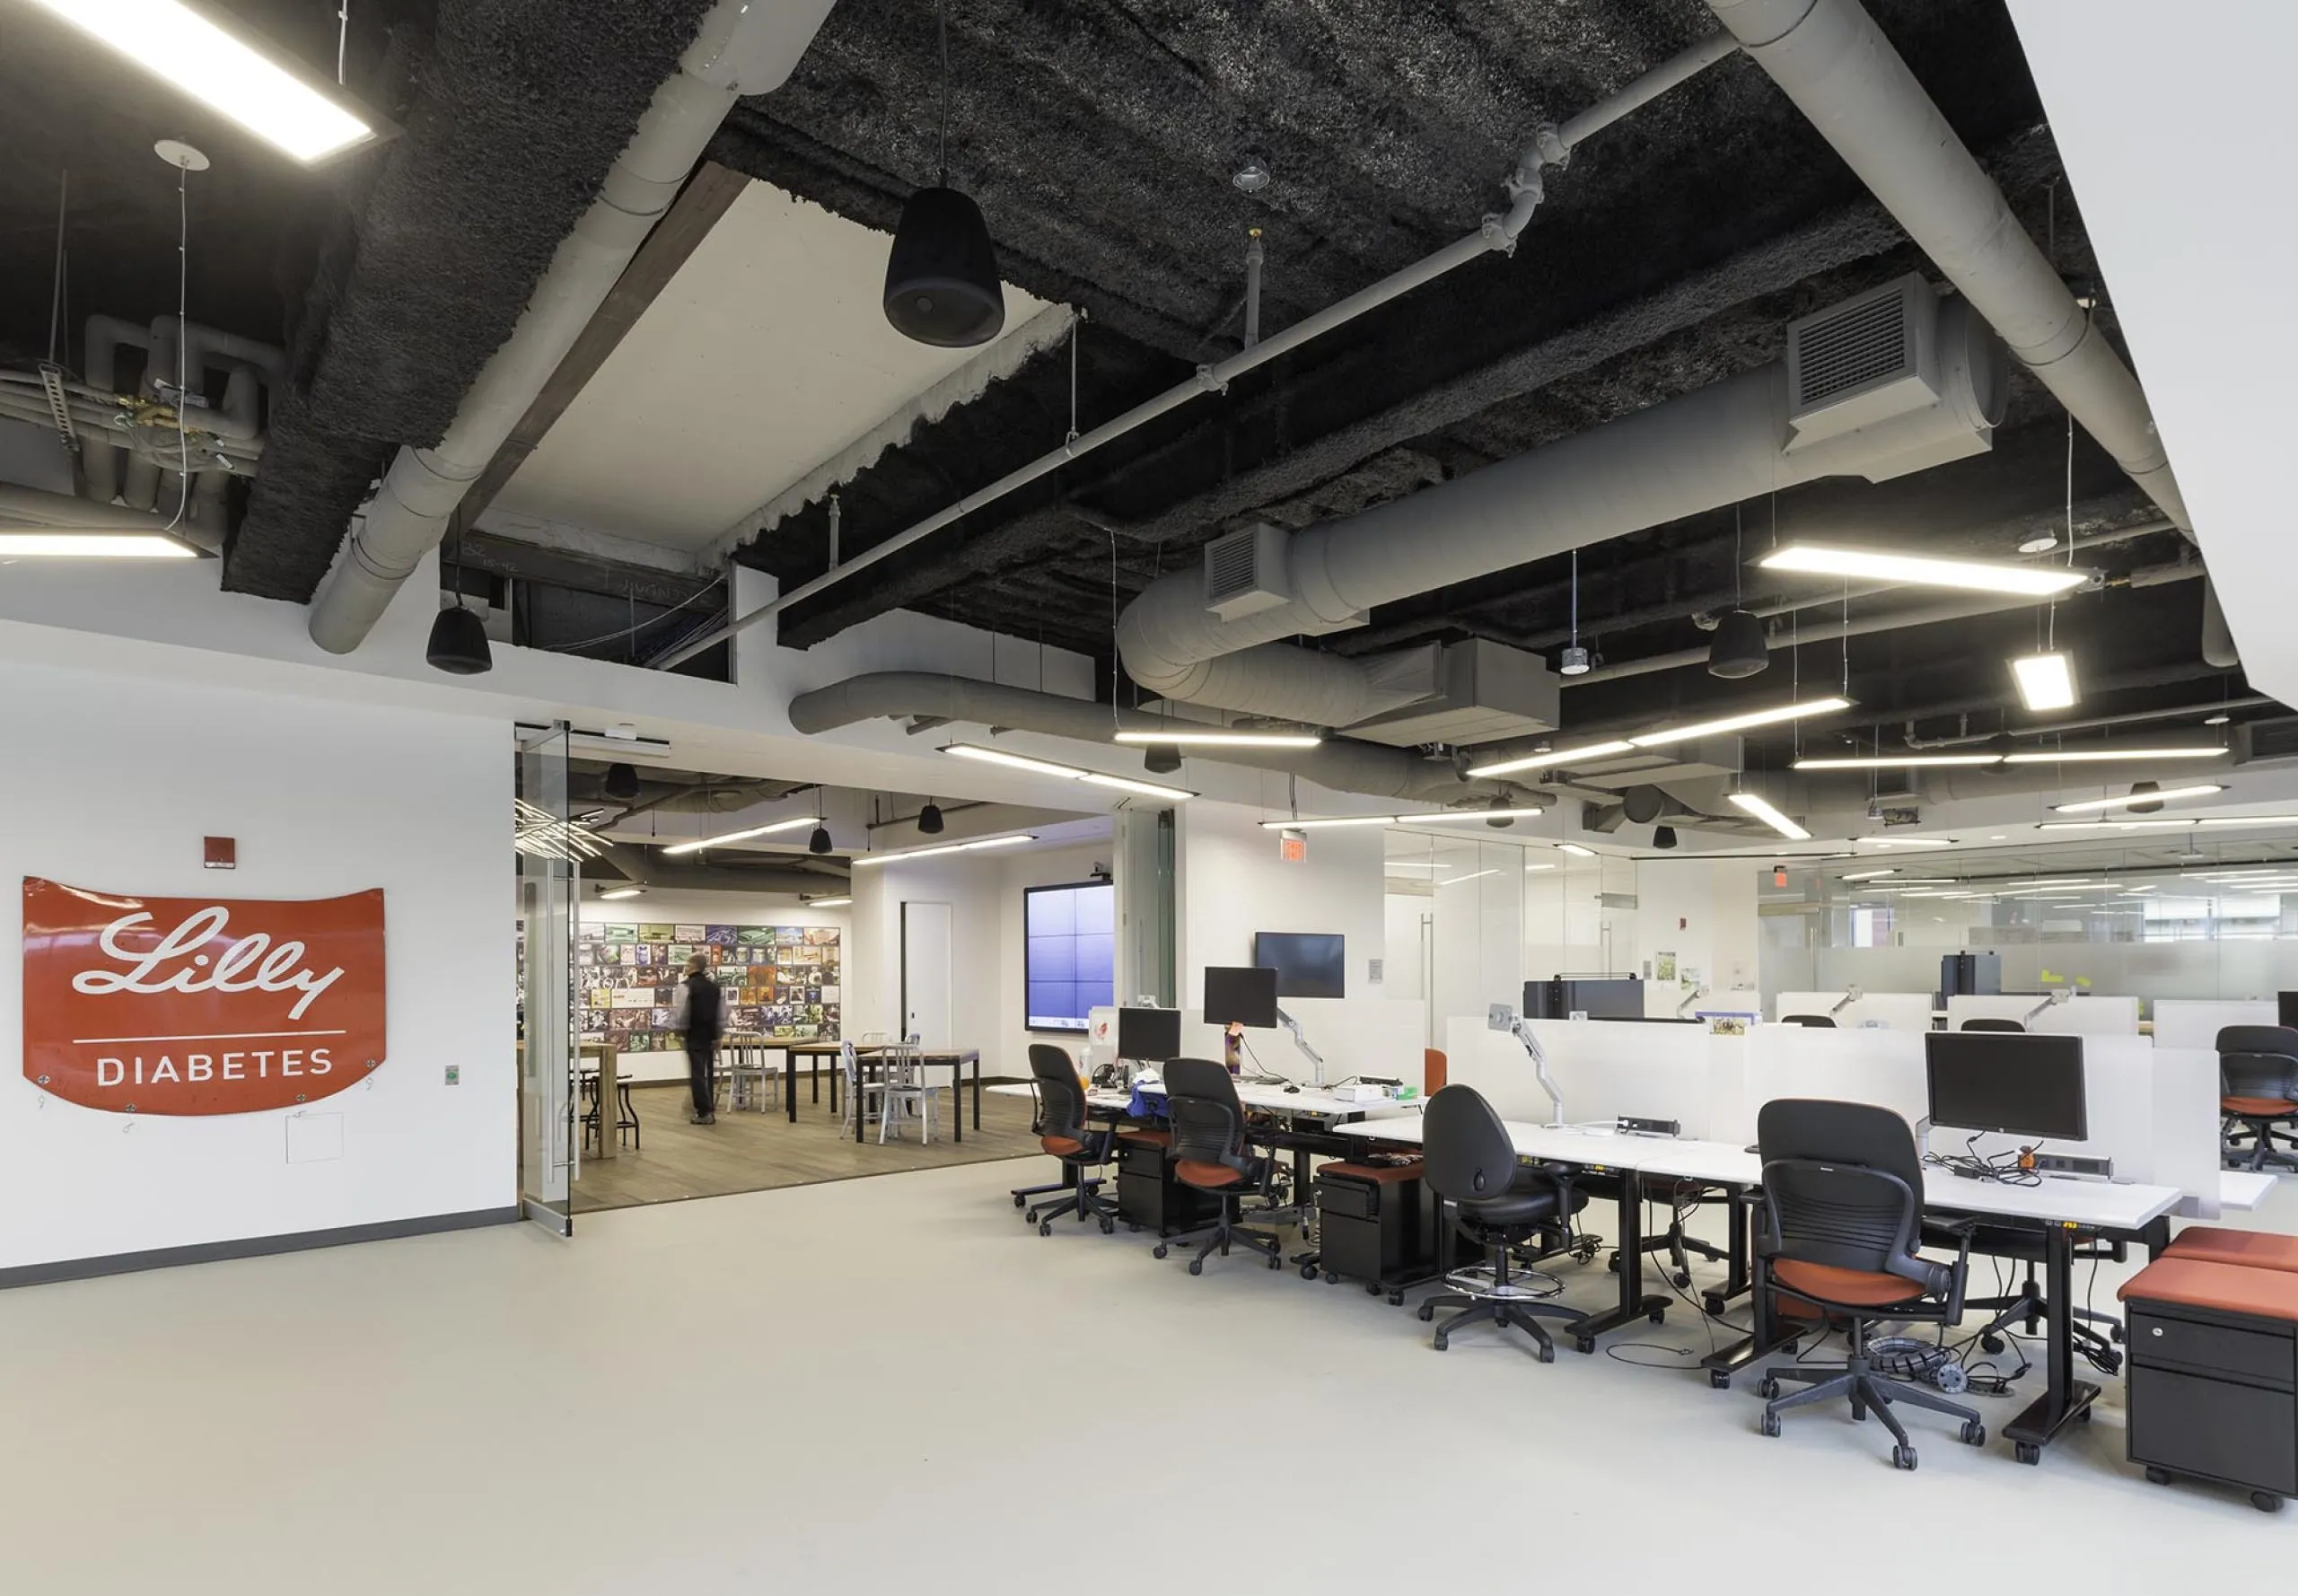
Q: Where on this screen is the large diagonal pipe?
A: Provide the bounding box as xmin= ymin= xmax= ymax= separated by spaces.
xmin=305 ymin=0 xmax=835 ymax=654
xmin=1703 ymin=0 xmax=2188 ymax=531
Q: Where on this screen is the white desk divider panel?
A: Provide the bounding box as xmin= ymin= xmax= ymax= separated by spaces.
xmin=1443 ymin=1014 xmax=1735 ymax=1139
xmin=2151 ymin=998 xmax=2277 ymax=1052
xmin=1775 ymin=991 xmax=1935 ymax=1032
xmin=1642 ymin=984 xmax=1761 ymax=1020
xmin=1731 ymin=1025 xmax=1929 ymax=1146
xmin=1945 ymin=994 xmax=2141 ymax=1036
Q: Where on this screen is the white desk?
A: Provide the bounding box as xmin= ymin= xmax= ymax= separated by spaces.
xmin=995 ymin=1078 xmax=1426 ymax=1122
xmin=2221 ymin=1171 xmax=2279 ymax=1212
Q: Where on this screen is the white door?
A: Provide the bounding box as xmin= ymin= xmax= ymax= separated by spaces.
xmin=901 ymin=901 xmax=953 ymax=1047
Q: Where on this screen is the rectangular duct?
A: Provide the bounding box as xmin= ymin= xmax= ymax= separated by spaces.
xmin=1341 ymin=639 xmax=1561 ymax=747
xmin=1203 ymin=522 xmax=1294 ymax=621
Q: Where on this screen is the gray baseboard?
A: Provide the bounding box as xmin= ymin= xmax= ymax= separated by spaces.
xmin=0 ymin=1205 xmax=522 ymax=1291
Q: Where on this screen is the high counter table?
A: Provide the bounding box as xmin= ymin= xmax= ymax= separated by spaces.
xmin=782 ymin=1041 xmax=987 ymax=1142
xmin=1338 ymin=1115 xmax=2183 ymax=1462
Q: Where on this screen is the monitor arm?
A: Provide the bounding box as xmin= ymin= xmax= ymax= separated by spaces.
xmin=1276 ymin=1007 xmax=1327 ymax=1090
xmin=2023 ymin=988 xmax=2072 ymax=1026
xmin=1829 ymin=984 xmax=1864 ymax=1016
xmin=1675 ymin=984 xmax=1710 ymax=1018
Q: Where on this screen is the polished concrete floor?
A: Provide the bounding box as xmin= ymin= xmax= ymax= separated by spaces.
xmin=570 ymin=1080 xmax=1039 ymax=1212
xmin=1 ymin=1166 xmax=2289 ymax=1595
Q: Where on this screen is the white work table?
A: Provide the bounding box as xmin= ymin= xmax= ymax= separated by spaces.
xmin=2221 ymin=1170 xmax=2278 ymax=1212
xmin=993 ymin=1078 xmax=1424 ymax=1122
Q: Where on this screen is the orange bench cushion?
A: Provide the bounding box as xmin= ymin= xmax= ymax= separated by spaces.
xmin=2118 ymin=1256 xmax=2298 ymax=1320
xmin=2165 ymin=1227 xmax=2298 ymax=1276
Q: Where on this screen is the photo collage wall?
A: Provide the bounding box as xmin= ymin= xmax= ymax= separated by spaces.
xmin=577 ymin=922 xmax=842 ymax=1050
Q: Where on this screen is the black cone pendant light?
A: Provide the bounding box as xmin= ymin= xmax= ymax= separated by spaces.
xmin=884 ymin=0 xmax=1004 ymax=347
xmin=426 ymin=518 xmax=492 ymax=675
xmin=918 ymin=801 xmax=946 ymax=835
xmin=1708 ymin=609 xmax=1768 ymax=679
xmin=602 ymin=762 xmax=642 ymax=802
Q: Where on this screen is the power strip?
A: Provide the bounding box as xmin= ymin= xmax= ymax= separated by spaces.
xmin=2031 ymin=1152 xmax=2113 ymax=1179
xmin=1616 ymin=1115 xmax=1681 ymax=1138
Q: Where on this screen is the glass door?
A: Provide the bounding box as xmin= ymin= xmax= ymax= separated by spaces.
xmin=517 ymin=722 xmax=577 ymax=1235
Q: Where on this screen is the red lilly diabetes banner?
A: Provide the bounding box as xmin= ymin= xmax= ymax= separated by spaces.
xmin=22 ymin=877 xmax=387 ymax=1115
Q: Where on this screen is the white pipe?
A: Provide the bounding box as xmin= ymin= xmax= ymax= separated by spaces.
xmin=306 ymin=0 xmax=836 ymax=654
xmin=654 ymin=33 xmax=1744 ymax=670
xmin=1243 ymin=232 xmax=1264 ymax=350
xmin=1704 ymin=0 xmax=2188 ymax=530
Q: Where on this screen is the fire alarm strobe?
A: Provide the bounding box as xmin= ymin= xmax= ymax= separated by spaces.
xmin=203 ymin=837 xmax=236 ymax=870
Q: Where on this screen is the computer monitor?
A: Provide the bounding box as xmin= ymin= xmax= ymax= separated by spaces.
xmin=1924 ymin=1031 xmax=2088 ymax=1141
xmin=2279 ymin=991 xmax=2298 ymax=1030
xmin=1202 ymin=965 xmax=1279 ymax=1029
xmin=1251 ymin=932 xmax=1346 ymax=999
xmin=1523 ymin=977 xmax=1643 ymax=1020
xmin=1117 ymin=1005 xmax=1181 ymax=1062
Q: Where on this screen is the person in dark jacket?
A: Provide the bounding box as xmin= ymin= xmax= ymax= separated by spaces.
xmin=674 ymin=953 xmax=724 ymax=1125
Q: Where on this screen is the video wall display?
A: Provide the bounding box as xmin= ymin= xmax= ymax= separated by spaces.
xmin=577 ymin=922 xmax=841 ymax=1048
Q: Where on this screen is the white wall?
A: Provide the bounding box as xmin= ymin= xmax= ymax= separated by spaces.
xmin=1176 ymin=802 xmax=1424 ymax=1083
xmin=1634 ymin=857 xmax=1760 ymax=1004
xmin=576 ymin=890 xmax=851 ymax=1082
xmin=0 ymin=662 xmax=513 ymax=1273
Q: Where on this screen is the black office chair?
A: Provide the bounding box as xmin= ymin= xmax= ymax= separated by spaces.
xmin=1752 ymin=1098 xmax=1986 ymax=1469
xmin=1153 ymin=1057 xmax=1283 ymax=1274
xmin=1782 ymin=1014 xmax=1837 ymax=1028
xmin=2218 ymin=1025 xmax=2298 ymax=1172
xmin=1022 ymin=1044 xmax=1117 ymax=1235
xmin=1413 ymin=1085 xmax=1592 ymax=1360
xmin=1960 ymin=1016 xmax=2026 ymax=1033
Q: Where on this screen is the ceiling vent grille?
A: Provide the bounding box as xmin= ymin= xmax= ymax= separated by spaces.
xmin=1783 ymin=274 xmax=1947 ymax=452
xmin=1202 ymin=522 xmax=1294 ymax=620
xmin=2237 ymin=716 xmax=2298 ymax=763
xmin=1794 ymin=293 xmax=1908 ymax=406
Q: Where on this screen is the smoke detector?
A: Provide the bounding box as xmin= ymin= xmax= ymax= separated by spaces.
xmin=1232 ymin=154 xmax=1271 ymax=194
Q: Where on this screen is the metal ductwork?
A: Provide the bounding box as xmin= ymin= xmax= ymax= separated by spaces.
xmin=600 ymin=848 xmax=845 ymax=897
xmin=786 ymin=672 xmax=1528 ymax=805
xmin=2201 ymin=579 xmax=2241 ymax=669
xmin=1705 ymin=0 xmax=2189 ymax=533
xmin=1116 ymin=277 xmax=2004 ymax=720
xmin=305 ymin=0 xmax=835 ymax=655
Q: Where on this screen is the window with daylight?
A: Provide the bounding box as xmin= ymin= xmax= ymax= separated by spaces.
xmin=1024 ymin=881 xmax=1116 ymax=1032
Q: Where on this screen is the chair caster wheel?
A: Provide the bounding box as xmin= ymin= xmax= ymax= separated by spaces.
xmin=1607 ymin=1253 xmax=1621 ymax=1273
xmin=1025 ymin=1210 xmax=1039 ymax=1224
xmin=2253 ymin=1491 xmax=2285 ymax=1513
xmin=1702 ymin=1296 xmax=1728 ymax=1318
xmin=1709 ymin=1370 xmax=1731 ymax=1390
xmin=1013 ymin=1195 xmax=1026 ymax=1208
xmin=1892 ymin=1445 xmax=1917 ymax=1472
xmin=1980 ymin=1334 xmax=2005 ymax=1355
xmin=1757 ymin=1375 xmax=1780 ymax=1399
xmin=1188 ymin=1259 xmax=1203 ymax=1276
xmin=1574 ymin=1337 xmax=1596 ymax=1356
xmin=1537 ymin=1343 xmax=1555 ymax=1364
xmin=1759 ymin=1412 xmax=1781 ymax=1438
xmin=1433 ymin=1335 xmax=1449 ymax=1352
xmin=1417 ymin=1303 xmax=1435 ymax=1322
xmin=1301 ymin=1265 xmax=1320 ymax=1280
xmin=1099 ymin=1217 xmax=1115 ymax=1234
xmin=2110 ymin=1324 xmax=2126 ymax=1344
xmin=1038 ymin=1222 xmax=1052 ymax=1236
xmin=2145 ymin=1466 xmax=2172 ymax=1486
xmin=1851 ymin=1400 xmax=1867 ymax=1422
xmin=1671 ymin=1271 xmax=1693 ymax=1289
xmin=1267 ymin=1254 xmax=1282 ymax=1269
xmin=1153 ymin=1244 xmax=1169 ymax=1259
xmin=2014 ymin=1442 xmax=2040 ymax=1466
xmin=1647 ymin=1304 xmax=1666 ymax=1324
xmin=1960 ymin=1420 xmax=1986 ymax=1447
xmin=1127 ymin=1223 xmax=1140 ymax=1233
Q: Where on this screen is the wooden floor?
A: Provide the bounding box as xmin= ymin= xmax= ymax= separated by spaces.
xmin=570 ymin=1078 xmax=1046 ymax=1213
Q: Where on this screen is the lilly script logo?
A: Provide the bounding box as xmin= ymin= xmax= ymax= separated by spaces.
xmin=72 ymin=906 xmax=346 ymax=1021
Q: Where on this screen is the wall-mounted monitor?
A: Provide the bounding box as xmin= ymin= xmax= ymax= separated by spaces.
xmin=1251 ymin=932 xmax=1346 ymax=1000
xmin=1023 ymin=881 xmax=1116 ymax=1033
xmin=1117 ymin=1005 xmax=1181 ymax=1062
xmin=1203 ymin=965 xmax=1279 ymax=1030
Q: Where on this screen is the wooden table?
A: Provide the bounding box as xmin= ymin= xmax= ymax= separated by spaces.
xmin=784 ymin=1040 xmax=987 ymax=1143
xmin=579 ymin=1042 xmax=620 ymax=1161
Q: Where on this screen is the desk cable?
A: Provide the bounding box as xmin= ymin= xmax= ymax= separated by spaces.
xmin=1922 ymin=1135 xmax=2044 ymax=1187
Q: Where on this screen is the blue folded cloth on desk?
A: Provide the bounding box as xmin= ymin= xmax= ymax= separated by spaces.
xmin=1127 ymin=1081 xmax=1168 ymax=1119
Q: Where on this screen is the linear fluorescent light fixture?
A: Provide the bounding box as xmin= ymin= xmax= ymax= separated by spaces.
xmin=1408 ymin=806 xmax=1548 ymax=823
xmin=1838 ymin=869 xmax=1899 ymax=881
xmin=1855 ymin=835 xmax=1954 ymax=847
xmin=1728 ymin=791 xmax=1811 ymax=840
xmin=1111 ymin=729 xmax=1322 ymax=748
xmin=662 ymin=815 xmax=821 ymax=856
xmin=1627 ymin=697 xmax=1853 ymax=749
xmin=0 ymin=531 xmax=199 ymax=558
xmin=1465 ymin=741 xmax=1636 ymax=779
xmin=2011 ymin=652 xmax=2079 ymax=713
xmin=806 ymin=897 xmax=853 ymax=908
xmin=597 ymin=887 xmax=645 ymax=900
xmin=1557 ymin=843 xmax=1597 ymax=858
xmin=2003 ymin=747 xmax=2228 ymax=764
xmin=1438 ymin=869 xmax=1501 ymax=887
xmin=28 ymin=0 xmax=383 ymax=163
xmin=852 ymin=834 xmax=1039 ymax=867
xmin=941 ymin=743 xmax=1193 ymax=802
xmin=1259 ymin=814 xmax=1396 ymax=830
xmin=2053 ymin=785 xmax=2226 ymax=813
xmin=1760 ymin=542 xmax=2087 ymax=597
xmin=1794 ymin=753 xmax=2004 ymax=770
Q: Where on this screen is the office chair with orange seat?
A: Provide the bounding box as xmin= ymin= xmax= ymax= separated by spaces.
xmin=1022 ymin=1043 xmax=1117 ymax=1234
xmin=2218 ymin=1025 xmax=2298 ymax=1172
xmin=1423 ymin=1048 xmax=1448 ymax=1092
xmin=1959 ymin=1016 xmax=2026 ymax=1032
xmin=1152 ymin=1057 xmax=1284 ymax=1275
xmin=1751 ymin=1097 xmax=1987 ymax=1470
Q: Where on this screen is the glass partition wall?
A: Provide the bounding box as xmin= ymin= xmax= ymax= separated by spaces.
xmin=1759 ymin=829 xmax=2298 ymax=1008
xmin=1386 ymin=827 xmax=1640 ymax=1046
